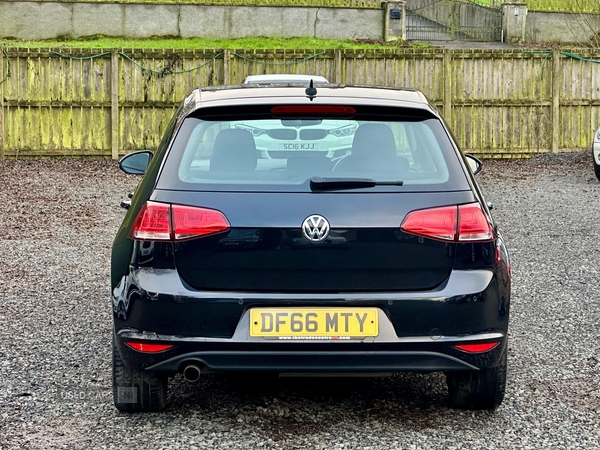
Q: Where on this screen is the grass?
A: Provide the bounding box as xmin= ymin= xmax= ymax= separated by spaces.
xmin=0 ymin=36 xmax=431 ymax=50
xmin=33 ymin=0 xmax=382 ymax=5
xmin=461 ymin=0 xmax=598 ymax=11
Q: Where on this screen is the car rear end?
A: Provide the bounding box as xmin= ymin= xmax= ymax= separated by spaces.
xmin=111 ymin=86 xmax=510 ymax=411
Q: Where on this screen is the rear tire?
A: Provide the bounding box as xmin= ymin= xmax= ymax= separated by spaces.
xmin=112 ymin=337 xmax=168 ymax=412
xmin=446 ymin=346 xmax=507 ymax=410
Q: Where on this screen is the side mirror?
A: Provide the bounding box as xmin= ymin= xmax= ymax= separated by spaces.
xmin=118 ymin=151 xmax=153 ymax=175
xmin=465 ymin=154 xmax=483 ymax=175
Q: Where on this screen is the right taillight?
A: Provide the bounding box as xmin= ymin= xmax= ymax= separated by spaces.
xmin=130 ymin=201 xmax=230 ymax=241
xmin=400 ymin=203 xmax=493 ymax=243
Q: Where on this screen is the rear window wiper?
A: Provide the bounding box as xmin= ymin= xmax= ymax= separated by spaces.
xmin=309 ymin=176 xmax=404 ymax=191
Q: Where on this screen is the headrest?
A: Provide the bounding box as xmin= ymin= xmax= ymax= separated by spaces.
xmin=351 ymin=123 xmax=397 ymax=157
xmin=210 ymin=129 xmax=257 ymax=172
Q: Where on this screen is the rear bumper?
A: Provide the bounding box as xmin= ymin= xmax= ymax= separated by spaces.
xmin=113 ymin=268 xmax=510 ymax=338
xmin=146 ymin=350 xmax=480 ymax=373
xmin=114 ymin=329 xmax=507 ymax=375
xmin=113 ymin=267 xmax=510 ymax=374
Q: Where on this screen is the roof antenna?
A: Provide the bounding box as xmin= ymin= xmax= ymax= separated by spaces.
xmin=305 ymin=79 xmax=317 ymax=101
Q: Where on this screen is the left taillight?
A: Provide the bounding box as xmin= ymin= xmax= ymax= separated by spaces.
xmin=130 ymin=201 xmax=230 ymax=241
xmin=131 ymin=201 xmax=171 ymax=241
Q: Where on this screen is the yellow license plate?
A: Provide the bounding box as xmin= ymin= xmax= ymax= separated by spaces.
xmin=249 ymin=308 xmax=378 ymax=338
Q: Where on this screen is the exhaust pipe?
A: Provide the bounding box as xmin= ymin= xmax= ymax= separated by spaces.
xmin=183 ymin=364 xmax=201 ymax=382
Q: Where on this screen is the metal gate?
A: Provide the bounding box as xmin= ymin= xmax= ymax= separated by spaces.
xmin=405 ymin=0 xmax=502 ymax=41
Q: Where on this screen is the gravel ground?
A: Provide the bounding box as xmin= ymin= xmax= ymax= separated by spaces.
xmin=0 ymin=153 xmax=599 ymax=449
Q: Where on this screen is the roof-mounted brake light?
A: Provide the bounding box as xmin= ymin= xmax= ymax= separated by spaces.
xmin=270 ymin=106 xmax=356 ymax=115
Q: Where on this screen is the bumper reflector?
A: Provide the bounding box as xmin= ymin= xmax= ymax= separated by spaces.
xmin=125 ymin=342 xmax=174 ymax=353
xmin=453 ymin=342 xmax=499 ymax=353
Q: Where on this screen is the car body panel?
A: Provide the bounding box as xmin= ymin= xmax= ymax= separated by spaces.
xmin=148 ymin=189 xmax=481 ymax=292
xmin=593 ymin=126 xmax=600 ymax=161
xmin=593 ymin=126 xmax=600 ymax=180
xmin=193 ymin=86 xmax=431 ymax=111
xmin=242 ymin=74 xmax=329 ymax=85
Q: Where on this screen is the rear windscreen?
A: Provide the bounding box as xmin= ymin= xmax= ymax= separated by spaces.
xmin=157 ymin=110 xmax=469 ymax=192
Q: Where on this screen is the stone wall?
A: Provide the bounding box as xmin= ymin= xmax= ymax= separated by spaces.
xmin=526 ymin=11 xmax=600 ymax=44
xmin=2 ymin=2 xmax=600 ymax=46
xmin=0 ymin=2 xmax=383 ymax=40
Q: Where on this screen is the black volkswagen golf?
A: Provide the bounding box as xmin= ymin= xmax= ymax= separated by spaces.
xmin=111 ymin=81 xmax=510 ymax=412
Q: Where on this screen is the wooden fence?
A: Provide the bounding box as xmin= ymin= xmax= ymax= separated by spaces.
xmin=1 ymin=47 xmax=600 ymax=159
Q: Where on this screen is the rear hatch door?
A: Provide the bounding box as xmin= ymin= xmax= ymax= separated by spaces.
xmin=154 ymin=189 xmax=474 ymax=292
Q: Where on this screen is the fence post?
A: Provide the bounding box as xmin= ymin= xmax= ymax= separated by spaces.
xmin=111 ymin=50 xmax=120 ymax=160
xmin=552 ymin=49 xmax=561 ymax=153
xmin=335 ymin=49 xmax=342 ymax=84
xmin=0 ymin=48 xmax=5 ymax=159
xmin=223 ymin=49 xmax=230 ymax=85
xmin=450 ymin=1 xmax=456 ymax=41
xmin=443 ymin=49 xmax=452 ymax=127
